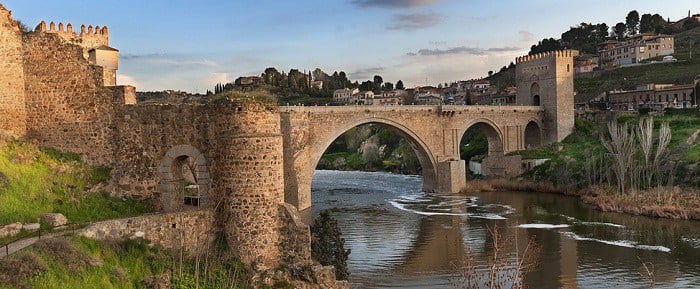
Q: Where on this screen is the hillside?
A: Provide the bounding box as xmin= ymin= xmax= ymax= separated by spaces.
xmin=486 ymin=27 xmax=700 ymax=95
xmin=576 ymin=27 xmax=700 ymax=95
xmin=0 ymin=139 xmax=150 ymax=227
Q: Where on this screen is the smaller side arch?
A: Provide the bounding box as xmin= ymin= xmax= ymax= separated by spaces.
xmin=157 ymin=145 xmax=210 ymax=212
xmin=524 ymin=120 xmax=543 ymax=149
xmin=458 ymin=119 xmax=505 ymax=156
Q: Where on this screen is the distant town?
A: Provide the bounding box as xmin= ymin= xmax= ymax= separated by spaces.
xmin=146 ymin=11 xmax=695 ymax=114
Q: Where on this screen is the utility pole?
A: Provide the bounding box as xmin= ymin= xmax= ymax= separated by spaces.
xmin=694 ymin=75 xmax=699 ymax=108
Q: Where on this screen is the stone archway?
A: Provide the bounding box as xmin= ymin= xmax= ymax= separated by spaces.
xmin=308 ymin=118 xmax=439 ymax=193
xmin=459 ymin=119 xmax=505 ymax=157
xmin=458 ymin=119 xmax=512 ymax=177
xmin=524 ymin=121 xmax=543 ymax=149
xmin=157 ymin=145 xmax=209 ymax=212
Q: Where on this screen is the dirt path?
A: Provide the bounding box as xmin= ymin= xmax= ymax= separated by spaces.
xmin=1 ymin=230 xmax=74 ymax=258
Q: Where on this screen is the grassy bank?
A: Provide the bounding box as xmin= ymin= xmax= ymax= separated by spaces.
xmin=0 ymin=139 xmax=150 ymax=226
xmin=0 ymin=236 xmax=251 ymax=289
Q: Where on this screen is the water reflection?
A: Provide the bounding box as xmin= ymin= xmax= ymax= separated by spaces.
xmin=310 ymin=170 xmax=700 ymax=289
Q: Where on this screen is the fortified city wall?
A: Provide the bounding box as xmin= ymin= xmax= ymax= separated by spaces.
xmin=0 ymin=5 xmax=26 ymax=137
xmin=0 ymin=3 xmax=310 ymax=269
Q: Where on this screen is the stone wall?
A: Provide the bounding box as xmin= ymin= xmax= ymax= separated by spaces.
xmin=21 ymin=30 xmax=119 ymax=164
xmin=79 ymin=209 xmax=216 ymax=253
xmin=0 ymin=5 xmax=26 ymax=137
xmin=515 ymin=50 xmax=578 ymax=144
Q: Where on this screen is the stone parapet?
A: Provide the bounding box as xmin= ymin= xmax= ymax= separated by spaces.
xmin=79 ymin=210 xmax=216 ymax=253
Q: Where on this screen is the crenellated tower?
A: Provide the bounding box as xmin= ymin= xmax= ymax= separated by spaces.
xmin=34 ymin=20 xmax=118 ymax=86
xmin=515 ymin=50 xmax=578 ymax=144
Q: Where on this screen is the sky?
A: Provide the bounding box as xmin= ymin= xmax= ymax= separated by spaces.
xmin=3 ymin=0 xmax=697 ymax=92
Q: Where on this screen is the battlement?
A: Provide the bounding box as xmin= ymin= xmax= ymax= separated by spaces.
xmin=0 ymin=3 xmax=21 ymax=31
xmin=515 ymin=50 xmax=579 ymax=64
xmin=34 ymin=21 xmax=109 ymax=49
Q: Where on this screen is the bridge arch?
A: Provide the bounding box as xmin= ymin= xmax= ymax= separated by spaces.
xmin=157 ymin=145 xmax=210 ymax=212
xmin=524 ymin=120 xmax=543 ymax=149
xmin=308 ymin=117 xmax=439 ymax=193
xmin=458 ymin=118 xmax=505 ymax=156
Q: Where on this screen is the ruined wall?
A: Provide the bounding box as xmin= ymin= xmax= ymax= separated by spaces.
xmin=0 ymin=5 xmax=26 ymax=137
xmin=79 ymin=209 xmax=216 ymax=253
xmin=22 ymin=31 xmax=119 ymax=164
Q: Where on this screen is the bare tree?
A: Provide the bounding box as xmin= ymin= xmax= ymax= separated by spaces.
xmin=602 ymin=121 xmax=637 ymax=193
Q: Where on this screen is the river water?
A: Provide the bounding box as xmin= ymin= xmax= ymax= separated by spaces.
xmin=310 ymin=170 xmax=700 ymax=289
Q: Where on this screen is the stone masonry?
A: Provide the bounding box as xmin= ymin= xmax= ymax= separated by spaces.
xmin=0 ymin=2 xmax=575 ymax=271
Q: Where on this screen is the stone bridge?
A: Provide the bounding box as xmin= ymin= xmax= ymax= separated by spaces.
xmin=0 ymin=2 xmax=578 ymax=270
xmin=280 ymin=105 xmax=545 ymax=211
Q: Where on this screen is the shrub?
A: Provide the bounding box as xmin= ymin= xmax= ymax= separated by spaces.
xmin=310 ymin=210 xmax=350 ymax=280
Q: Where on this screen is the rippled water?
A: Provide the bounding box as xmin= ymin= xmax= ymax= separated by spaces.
xmin=310 ymin=170 xmax=700 ymax=289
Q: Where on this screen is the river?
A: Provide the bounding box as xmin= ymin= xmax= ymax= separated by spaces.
xmin=310 ymin=170 xmax=700 ymax=289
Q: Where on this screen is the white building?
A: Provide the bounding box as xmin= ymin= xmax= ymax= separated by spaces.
xmin=333 ymin=88 xmax=360 ymax=105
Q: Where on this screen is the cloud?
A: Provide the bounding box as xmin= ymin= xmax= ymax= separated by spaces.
xmin=347 ymin=67 xmax=384 ymax=80
xmin=387 ymin=12 xmax=442 ymax=31
xmin=121 ymin=53 xmax=218 ymax=68
xmin=518 ymin=30 xmax=534 ymax=41
xmin=116 ymin=74 xmax=140 ymax=87
xmin=406 ymin=46 xmax=521 ymax=56
xmin=351 ymin=0 xmax=441 ymax=9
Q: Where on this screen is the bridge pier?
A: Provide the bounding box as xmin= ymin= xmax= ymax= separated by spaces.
xmin=436 ymin=160 xmax=466 ymax=193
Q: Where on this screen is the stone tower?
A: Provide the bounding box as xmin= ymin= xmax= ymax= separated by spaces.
xmin=515 ymin=50 xmax=578 ymax=144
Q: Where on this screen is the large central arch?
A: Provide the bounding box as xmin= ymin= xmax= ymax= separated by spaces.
xmin=307 ymin=117 xmax=439 ymax=195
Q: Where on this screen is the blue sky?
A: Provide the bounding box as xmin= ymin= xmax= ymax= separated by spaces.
xmin=3 ymin=0 xmax=697 ymax=92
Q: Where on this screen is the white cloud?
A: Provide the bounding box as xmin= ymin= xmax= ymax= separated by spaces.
xmin=519 ymin=30 xmax=534 ymax=41
xmin=116 ymin=74 xmax=141 ymax=88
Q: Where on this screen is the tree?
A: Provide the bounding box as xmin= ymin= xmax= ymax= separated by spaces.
xmin=396 ymin=80 xmax=405 ymax=90
xmin=595 ymin=23 xmax=610 ymax=42
xmin=383 ymin=82 xmax=394 ymax=91
xmin=613 ymin=22 xmax=627 ymax=40
xmin=650 ymin=14 xmax=667 ymax=33
xmin=373 ymin=75 xmax=383 ymax=87
xmin=262 ymin=67 xmax=280 ymax=86
xmin=640 ymin=13 xmax=653 ymax=33
xmin=488 ymin=71 xmax=493 ymax=77
xmin=359 ymin=80 xmax=374 ymax=92
xmin=311 ymin=210 xmax=350 ymax=280
xmin=626 ymin=10 xmax=640 ymax=35
xmin=529 ymin=38 xmax=563 ymax=55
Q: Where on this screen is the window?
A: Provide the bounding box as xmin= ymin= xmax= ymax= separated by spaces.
xmin=567 ymin=64 xmax=570 ymax=72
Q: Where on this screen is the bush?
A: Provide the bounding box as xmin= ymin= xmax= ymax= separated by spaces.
xmin=310 ymin=210 xmax=350 ymax=280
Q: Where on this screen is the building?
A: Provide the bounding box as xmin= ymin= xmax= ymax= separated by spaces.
xmin=332 ymin=88 xmax=359 ymax=105
xmin=597 ymin=33 xmax=675 ymax=67
xmin=573 ymin=55 xmax=599 ymax=74
xmin=671 ymin=11 xmax=700 ymax=30
xmin=373 ymin=90 xmax=405 ymax=105
xmin=415 ymin=92 xmax=443 ymax=105
xmin=607 ymin=83 xmax=695 ymax=111
xmin=355 ymin=91 xmax=375 ymax=105
xmin=234 ymin=76 xmax=261 ymax=86
xmin=311 ymin=80 xmax=323 ymax=89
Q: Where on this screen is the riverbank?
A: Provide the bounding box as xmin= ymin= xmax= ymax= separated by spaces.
xmin=462 ymin=178 xmax=700 ymax=220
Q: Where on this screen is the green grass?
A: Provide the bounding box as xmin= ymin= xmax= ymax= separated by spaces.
xmin=0 ymin=139 xmax=150 ymax=226
xmin=511 ymin=113 xmax=700 ymax=185
xmin=0 ymin=236 xmax=251 ymax=289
